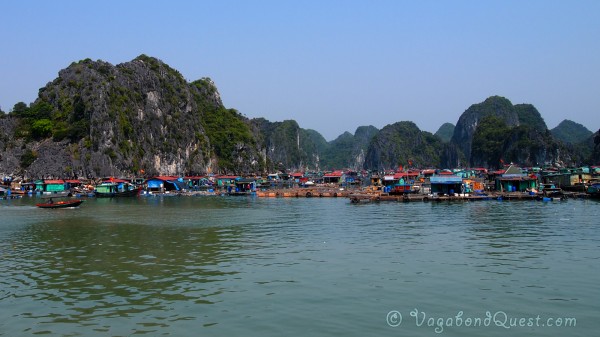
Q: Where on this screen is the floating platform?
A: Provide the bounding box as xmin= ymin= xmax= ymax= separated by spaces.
xmin=349 ymin=191 xmax=591 ymax=203
xmin=256 ymin=188 xmax=350 ymax=198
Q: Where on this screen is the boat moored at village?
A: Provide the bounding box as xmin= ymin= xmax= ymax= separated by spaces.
xmin=587 ymin=181 xmax=600 ymax=198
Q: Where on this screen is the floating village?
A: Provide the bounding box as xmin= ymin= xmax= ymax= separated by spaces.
xmin=1 ymin=164 xmax=600 ymax=208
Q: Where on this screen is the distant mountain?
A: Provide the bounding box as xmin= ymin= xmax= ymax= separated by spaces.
xmin=446 ymin=95 xmax=574 ymax=168
xmin=363 ymin=121 xmax=443 ymax=171
xmin=451 ymin=96 xmax=521 ymax=162
xmin=551 ymin=120 xmax=593 ymax=144
xmin=320 ymin=125 xmax=379 ymax=170
xmin=469 ymin=115 xmax=563 ymax=168
xmin=1 ymin=55 xmax=597 ymax=178
xmin=593 ymin=129 xmax=600 ymax=163
xmin=514 ymin=104 xmax=547 ymax=130
xmin=250 ymin=118 xmax=324 ymax=171
xmin=434 ymin=123 xmax=455 ymax=142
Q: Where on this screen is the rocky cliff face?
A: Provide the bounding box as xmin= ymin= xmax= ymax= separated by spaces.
xmin=0 ymin=117 xmax=20 ymax=173
xmin=2 ymin=58 xmax=597 ymax=178
xmin=447 ymin=96 xmax=576 ymax=168
xmin=451 ymin=96 xmax=520 ymax=162
xmin=0 ymin=55 xmax=267 ymax=177
xmin=250 ymin=118 xmax=324 ymax=172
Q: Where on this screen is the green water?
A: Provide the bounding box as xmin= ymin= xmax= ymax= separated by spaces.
xmin=1 ymin=196 xmax=599 ymax=336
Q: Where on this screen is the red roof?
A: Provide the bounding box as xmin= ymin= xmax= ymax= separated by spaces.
xmin=184 ymin=176 xmax=205 ymax=180
xmin=324 ymin=170 xmax=344 ymax=177
xmin=422 ymin=169 xmax=436 ymax=174
xmin=44 ymin=179 xmax=65 ymax=184
xmin=439 ymin=171 xmax=454 ymax=175
xmin=216 ymin=175 xmax=238 ymax=179
xmin=393 ymin=172 xmax=419 ymax=179
xmin=65 ymin=179 xmax=81 ymax=183
xmin=290 ymin=172 xmax=304 ymax=177
xmin=149 ymin=176 xmax=179 ymax=181
xmin=491 ymin=170 xmax=506 ymax=175
xmin=102 ymin=178 xmax=129 ymax=183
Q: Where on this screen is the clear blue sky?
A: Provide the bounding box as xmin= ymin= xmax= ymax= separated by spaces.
xmin=1 ymin=0 xmax=599 ymax=140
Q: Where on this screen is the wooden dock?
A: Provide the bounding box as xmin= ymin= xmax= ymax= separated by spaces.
xmin=349 ymin=191 xmax=590 ymax=203
xmin=256 ymin=188 xmax=351 ymax=198
xmin=248 ymin=187 xmax=591 ymax=202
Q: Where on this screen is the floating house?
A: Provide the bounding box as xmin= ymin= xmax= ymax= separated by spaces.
xmin=323 ymin=171 xmax=344 ymax=184
xmin=494 ymin=165 xmax=538 ymax=192
xmin=430 ymin=175 xmax=463 ymax=195
xmin=215 ymin=175 xmax=239 ymax=187
xmin=65 ymin=179 xmax=83 ymax=190
xmin=184 ymin=176 xmax=212 ymax=190
xmin=95 ymin=178 xmax=140 ymax=197
xmin=35 ymin=179 xmax=66 ymax=193
xmin=229 ymin=178 xmax=257 ymax=195
xmin=382 ymin=171 xmax=419 ymax=194
xmin=290 ymin=172 xmax=304 ymax=181
xmin=370 ymin=174 xmax=383 ymax=187
xmin=462 ymin=178 xmax=485 ymax=193
xmin=421 ymin=169 xmax=436 ymax=179
xmin=343 ymin=171 xmax=361 ymax=186
xmin=541 ymin=168 xmax=593 ymax=192
xmin=146 ymin=176 xmax=186 ymax=193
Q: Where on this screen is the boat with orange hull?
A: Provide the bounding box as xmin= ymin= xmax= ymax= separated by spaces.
xmin=36 ymin=199 xmax=84 ymax=209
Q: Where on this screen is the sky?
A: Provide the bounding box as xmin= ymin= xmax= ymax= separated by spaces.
xmin=1 ymin=0 xmax=599 ymax=140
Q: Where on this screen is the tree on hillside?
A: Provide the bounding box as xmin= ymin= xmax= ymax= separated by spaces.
xmin=11 ymin=102 xmax=29 ymax=117
xmin=470 ymin=115 xmax=511 ymax=168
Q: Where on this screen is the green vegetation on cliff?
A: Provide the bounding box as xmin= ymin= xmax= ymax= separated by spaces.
xmin=470 ymin=115 xmax=565 ymax=168
xmin=434 ymin=123 xmax=455 ymax=142
xmin=514 ymin=104 xmax=547 ymax=130
xmin=363 ymin=121 xmax=442 ymax=171
xmin=2 ymin=56 xmax=598 ymax=177
xmin=551 ymin=120 xmax=593 ymax=144
xmin=320 ymin=125 xmax=378 ymax=170
xmin=470 ymin=116 xmax=511 ymax=167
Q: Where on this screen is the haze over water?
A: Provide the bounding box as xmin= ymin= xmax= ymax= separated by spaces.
xmin=1 ymin=196 xmax=599 ymax=336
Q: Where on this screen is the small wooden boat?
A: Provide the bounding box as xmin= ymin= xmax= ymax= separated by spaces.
xmin=587 ymin=182 xmax=600 ymax=199
xmin=36 ymin=198 xmax=84 ymax=209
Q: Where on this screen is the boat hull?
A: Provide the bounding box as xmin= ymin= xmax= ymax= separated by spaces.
xmin=36 ymin=200 xmax=84 ymax=209
xmin=587 ymin=184 xmax=600 ymax=198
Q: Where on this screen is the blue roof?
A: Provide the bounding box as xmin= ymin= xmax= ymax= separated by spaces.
xmin=430 ymin=175 xmax=463 ymax=184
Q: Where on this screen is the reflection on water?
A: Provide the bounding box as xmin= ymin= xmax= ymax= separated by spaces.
xmin=1 ymin=197 xmax=599 ymax=336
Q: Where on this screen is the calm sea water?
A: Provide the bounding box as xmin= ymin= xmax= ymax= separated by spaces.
xmin=1 ymin=196 xmax=599 ymax=337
